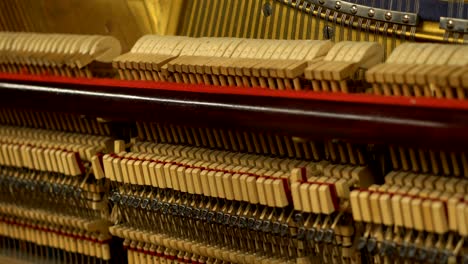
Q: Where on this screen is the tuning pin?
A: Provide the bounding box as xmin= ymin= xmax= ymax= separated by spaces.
xmin=109 ymin=191 xmax=121 ymax=204
xmin=357 ymin=237 xmax=367 ymax=251
xmin=323 ymin=229 xmax=334 ymax=244
xmin=140 ymin=197 xmax=150 ymax=210
xmin=406 ymin=244 xmax=417 ymax=259
xmin=416 ymin=247 xmax=428 ymax=262
xmin=426 ymin=248 xmax=439 ymax=264
xmin=382 ymin=241 xmax=395 ymax=259
xmin=398 ymin=243 xmax=411 ymax=260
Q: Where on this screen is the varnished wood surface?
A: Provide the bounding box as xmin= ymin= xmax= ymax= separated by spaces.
xmin=0 ymin=255 xmax=33 ymax=264
xmin=1 ymin=77 xmax=468 ymax=150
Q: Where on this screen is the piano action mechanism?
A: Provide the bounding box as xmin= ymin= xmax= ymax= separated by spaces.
xmin=0 ymin=0 xmax=467 ymax=263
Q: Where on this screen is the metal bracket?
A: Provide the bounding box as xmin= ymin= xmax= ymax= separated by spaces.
xmin=277 ymin=0 xmax=419 ymax=26
xmin=440 ymin=17 xmax=468 ymax=33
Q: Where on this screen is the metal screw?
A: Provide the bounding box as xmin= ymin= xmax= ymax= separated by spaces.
xmin=447 ymin=19 xmax=454 ymax=29
xmin=335 ymin=1 xmax=341 ymax=9
xmin=368 ymin=8 xmax=375 ymax=17
xmin=402 ymin=14 xmax=409 ymax=23
xmin=351 ymin=5 xmax=357 ymax=14
xmin=262 ymin=2 xmax=273 ymax=17
xmin=385 ymin=12 xmax=392 ymax=20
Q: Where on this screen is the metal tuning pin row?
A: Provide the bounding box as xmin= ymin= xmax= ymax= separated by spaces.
xmin=181 ymin=0 xmax=423 ymax=53
xmin=110 ymin=224 xmax=289 ymax=264
xmin=276 ymin=0 xmax=421 ymax=54
xmin=108 ymin=187 xmax=295 ymax=263
xmin=0 ymin=32 xmax=121 ymax=78
xmin=0 ymin=168 xmax=105 ymax=219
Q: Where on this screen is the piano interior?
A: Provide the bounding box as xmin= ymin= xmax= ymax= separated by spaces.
xmin=0 ymin=0 xmax=467 ymax=263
